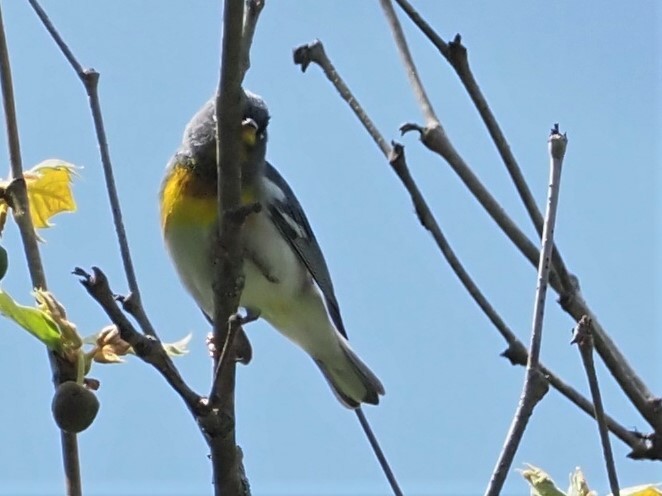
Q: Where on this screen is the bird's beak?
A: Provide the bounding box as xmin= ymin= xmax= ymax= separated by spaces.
xmin=241 ymin=118 xmax=258 ymax=146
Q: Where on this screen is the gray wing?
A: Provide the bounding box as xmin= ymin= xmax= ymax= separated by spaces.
xmin=263 ymin=162 xmax=348 ymax=339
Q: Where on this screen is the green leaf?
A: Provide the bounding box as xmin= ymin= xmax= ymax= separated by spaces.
xmin=126 ymin=332 xmax=192 ymax=357
xmin=161 ymin=333 xmax=192 ymax=356
xmin=520 ymin=464 xmax=566 ymax=496
xmin=0 ymin=289 xmax=62 ymax=350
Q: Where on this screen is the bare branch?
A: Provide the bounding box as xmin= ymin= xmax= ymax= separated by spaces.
xmin=74 ymin=267 xmax=206 ymax=414
xmin=294 ymin=41 xmax=390 ymax=156
xmin=28 ymin=0 xmax=146 ymax=331
xmin=0 ymin=5 xmax=82 ymax=494
xmin=239 ymin=0 xmax=265 ymax=79
xmin=209 ymin=309 xmax=259 ymax=406
xmin=293 ymin=38 xmax=656 ymax=464
xmin=572 ymin=316 xmax=620 ymax=496
xmin=390 ymin=0 xmax=662 ymax=436
xmin=293 ymin=39 xmax=406 ymax=495
xmin=379 ymin=0 xmax=436 ymax=125
xmin=393 ymin=0 xmax=576 ymax=296
xmin=207 ymin=0 xmax=255 ymax=494
xmin=355 ymin=408 xmax=403 ymax=496
xmin=485 ymin=127 xmax=567 ymax=495
xmin=485 ymin=370 xmax=549 ymax=496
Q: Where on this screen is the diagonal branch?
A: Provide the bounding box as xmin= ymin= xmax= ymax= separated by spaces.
xmin=392 ymin=0 xmax=575 ymax=301
xmin=387 ymin=0 xmax=662 ymax=435
xmin=27 ymin=0 xmax=149 ymax=335
xmin=0 ymin=5 xmax=82 ymax=495
xmin=292 ymin=38 xmax=657 ymax=461
xmin=572 ymin=316 xmax=620 ymax=496
xmin=74 ymin=267 xmax=205 ymax=413
xmin=294 ymin=41 xmax=405 ymax=496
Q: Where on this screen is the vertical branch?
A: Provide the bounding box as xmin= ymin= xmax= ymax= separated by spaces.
xmin=572 ymin=316 xmax=620 ymax=496
xmin=485 ymin=127 xmax=567 ymax=496
xmin=526 ymin=127 xmax=567 ymax=369
xmin=0 ymin=5 xmax=81 ymax=496
xmin=209 ymin=0 xmax=248 ymax=494
xmin=27 ymin=0 xmax=148 ymax=334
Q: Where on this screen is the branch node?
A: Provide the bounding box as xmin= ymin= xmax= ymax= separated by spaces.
xmin=82 ymin=68 xmax=99 ymax=90
xmin=548 ymin=124 xmax=568 ymax=160
xmin=570 ymin=315 xmax=593 ymax=346
xmin=4 ymin=177 xmax=27 ymax=214
xmin=292 ymin=39 xmax=323 ymax=72
xmin=529 ymin=368 xmax=551 ymax=403
xmin=399 ymin=122 xmax=423 ymax=137
xmin=387 ymin=141 xmax=405 ymax=169
xmin=500 ymin=343 xmax=528 ymax=366
xmin=447 ymin=33 xmax=468 ymax=68
xmin=198 ymin=409 xmax=235 ymax=439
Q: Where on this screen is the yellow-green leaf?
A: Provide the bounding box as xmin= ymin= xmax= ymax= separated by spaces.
xmin=0 ymin=289 xmax=62 ymax=350
xmin=125 ymin=332 xmax=192 ymax=357
xmin=520 ymin=464 xmax=566 ymax=496
xmin=34 ymin=289 xmax=82 ymax=349
xmin=614 ymin=484 xmax=662 ymax=496
xmin=161 ymin=333 xmax=192 ymax=356
xmin=23 ymin=159 xmax=78 ymax=229
xmin=567 ymin=467 xmax=596 ymax=496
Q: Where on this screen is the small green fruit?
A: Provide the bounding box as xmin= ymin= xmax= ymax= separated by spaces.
xmin=0 ymin=245 xmax=8 ymax=281
xmin=51 ymin=381 xmax=100 ymax=433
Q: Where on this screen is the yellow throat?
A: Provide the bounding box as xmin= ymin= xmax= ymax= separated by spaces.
xmin=160 ymin=162 xmax=258 ymax=233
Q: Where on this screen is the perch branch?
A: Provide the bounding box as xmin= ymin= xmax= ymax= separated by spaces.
xmin=0 ymin=5 xmax=82 ymax=495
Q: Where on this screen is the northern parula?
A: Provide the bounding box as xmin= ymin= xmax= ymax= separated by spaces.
xmin=160 ymin=91 xmax=384 ymax=408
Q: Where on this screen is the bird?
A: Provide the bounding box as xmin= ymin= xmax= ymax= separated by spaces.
xmin=160 ymin=91 xmax=384 ymax=408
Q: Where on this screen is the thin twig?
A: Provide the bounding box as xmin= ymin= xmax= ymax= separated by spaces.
xmin=209 ymin=309 xmax=259 ymax=405
xmin=27 ymin=0 xmax=145 ymax=329
xmin=379 ymin=0 xmax=436 ymax=125
xmin=392 ymin=0 xmax=576 ymax=295
xmin=503 ymin=344 xmax=647 ymax=454
xmin=486 ymin=371 xmax=549 ymax=496
xmin=239 ymin=0 xmax=265 ymax=79
xmin=560 ymin=293 xmax=662 ymax=433
xmin=293 ymin=40 xmax=404 ymax=494
xmin=485 ymin=127 xmax=567 ymax=496
xmin=391 ymin=0 xmax=662 ymax=436
xmin=572 ymin=316 xmax=620 ymax=496
xmin=355 ymin=409 xmax=403 ymax=496
xmin=380 ymin=0 xmax=562 ymax=289
xmin=74 ymin=267 xmax=205 ymax=414
xmin=0 ymin=5 xmax=82 ymax=495
xmin=293 ymin=38 xmax=660 ymax=462
xmin=293 ymin=41 xmax=390 ymax=156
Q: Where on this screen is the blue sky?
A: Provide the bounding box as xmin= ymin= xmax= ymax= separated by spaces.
xmin=0 ymin=1 xmax=659 ymax=495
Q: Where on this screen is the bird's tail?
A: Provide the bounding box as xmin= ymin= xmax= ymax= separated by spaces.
xmin=314 ymin=338 xmax=385 ymax=409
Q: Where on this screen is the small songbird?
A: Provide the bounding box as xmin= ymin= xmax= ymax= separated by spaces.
xmin=160 ymin=91 xmax=384 ymax=407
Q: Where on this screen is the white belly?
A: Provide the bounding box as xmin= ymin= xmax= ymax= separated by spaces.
xmin=163 ymin=213 xmax=339 ymax=356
